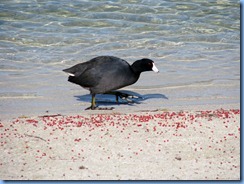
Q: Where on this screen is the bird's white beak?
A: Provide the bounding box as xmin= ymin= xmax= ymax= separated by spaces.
xmin=152 ymin=63 xmax=159 ymax=73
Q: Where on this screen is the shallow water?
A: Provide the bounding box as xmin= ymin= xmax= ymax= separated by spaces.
xmin=0 ymin=0 xmax=240 ymax=117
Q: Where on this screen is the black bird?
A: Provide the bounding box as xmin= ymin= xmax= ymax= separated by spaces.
xmin=63 ymin=56 xmax=159 ymax=110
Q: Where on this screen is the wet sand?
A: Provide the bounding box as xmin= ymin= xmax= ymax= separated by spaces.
xmin=0 ymin=106 xmax=240 ymax=180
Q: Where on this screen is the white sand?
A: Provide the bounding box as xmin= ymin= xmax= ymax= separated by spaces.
xmin=0 ymin=107 xmax=240 ymax=180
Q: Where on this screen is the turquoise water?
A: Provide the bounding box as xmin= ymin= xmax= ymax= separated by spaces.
xmin=0 ymin=0 xmax=240 ymax=116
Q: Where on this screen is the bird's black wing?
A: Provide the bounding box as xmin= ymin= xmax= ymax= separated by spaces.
xmin=67 ymin=67 xmax=102 ymax=88
xmin=63 ymin=62 xmax=88 ymax=77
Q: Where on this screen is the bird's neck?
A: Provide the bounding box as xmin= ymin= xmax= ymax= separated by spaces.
xmin=131 ymin=62 xmax=143 ymax=74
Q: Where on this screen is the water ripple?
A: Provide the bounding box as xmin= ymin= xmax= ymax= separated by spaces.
xmin=0 ymin=0 xmax=240 ymax=105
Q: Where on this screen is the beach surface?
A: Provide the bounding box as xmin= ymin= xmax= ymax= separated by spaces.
xmin=0 ymin=105 xmax=240 ymax=180
xmin=0 ymin=0 xmax=240 ymax=180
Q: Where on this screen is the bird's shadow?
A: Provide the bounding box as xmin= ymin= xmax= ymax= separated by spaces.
xmin=74 ymin=90 xmax=168 ymax=107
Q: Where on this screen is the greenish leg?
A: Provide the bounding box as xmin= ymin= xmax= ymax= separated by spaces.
xmin=85 ymin=94 xmax=96 ymax=110
xmin=91 ymin=94 xmax=96 ymax=110
xmin=111 ymin=91 xmax=138 ymax=103
xmin=104 ymin=91 xmax=127 ymax=103
xmin=86 ymin=94 xmax=115 ymax=110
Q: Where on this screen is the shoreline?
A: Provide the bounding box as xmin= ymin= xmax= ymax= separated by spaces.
xmin=0 ymin=96 xmax=240 ymax=121
xmin=0 ymin=106 xmax=240 ymax=180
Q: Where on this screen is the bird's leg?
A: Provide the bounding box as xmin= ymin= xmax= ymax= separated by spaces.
xmin=116 ymin=94 xmax=119 ymax=103
xmin=113 ymin=91 xmax=142 ymax=103
xmin=86 ymin=94 xmax=114 ymax=110
xmin=91 ymin=94 xmax=96 ymax=109
xmin=85 ymin=94 xmax=96 ymax=110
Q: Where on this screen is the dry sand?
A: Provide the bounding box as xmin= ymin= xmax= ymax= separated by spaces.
xmin=0 ymin=107 xmax=240 ymax=180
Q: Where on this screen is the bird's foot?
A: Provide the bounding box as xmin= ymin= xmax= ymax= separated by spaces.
xmin=104 ymin=91 xmax=142 ymax=103
xmin=85 ymin=106 xmax=114 ymax=110
xmin=114 ymin=91 xmax=142 ymax=103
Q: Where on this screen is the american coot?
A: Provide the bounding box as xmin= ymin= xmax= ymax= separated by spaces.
xmin=63 ymin=56 xmax=159 ymax=110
